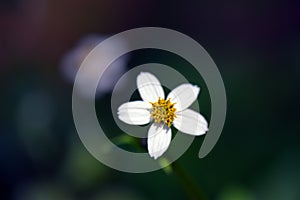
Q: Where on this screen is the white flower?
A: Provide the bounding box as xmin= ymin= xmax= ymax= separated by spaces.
xmin=117 ymin=72 xmax=208 ymax=159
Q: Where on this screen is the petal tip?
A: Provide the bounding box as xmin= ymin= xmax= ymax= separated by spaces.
xmin=149 ymin=152 xmax=161 ymax=160
xmin=195 ymin=126 xmax=209 ymax=136
xmin=192 ymin=85 xmax=200 ymax=95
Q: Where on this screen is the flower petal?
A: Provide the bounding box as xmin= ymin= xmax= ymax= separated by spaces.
xmin=118 ymin=101 xmax=151 ymax=125
xmin=147 ymin=123 xmax=171 ymax=159
xmin=137 ymin=72 xmax=165 ymax=103
xmin=173 ymin=109 xmax=208 ymax=136
xmin=167 ymin=83 xmax=199 ymax=111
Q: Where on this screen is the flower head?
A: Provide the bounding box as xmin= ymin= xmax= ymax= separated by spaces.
xmin=118 ymin=72 xmax=208 ymax=159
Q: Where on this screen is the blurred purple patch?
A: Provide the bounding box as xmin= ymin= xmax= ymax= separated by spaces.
xmin=60 ymin=34 xmax=129 ymax=98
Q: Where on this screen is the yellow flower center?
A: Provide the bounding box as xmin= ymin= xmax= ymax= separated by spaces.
xmin=150 ymin=98 xmax=177 ymax=127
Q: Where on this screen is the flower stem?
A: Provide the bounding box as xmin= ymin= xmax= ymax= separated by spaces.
xmin=169 ymin=161 xmax=208 ymax=200
xmin=111 ymin=135 xmax=207 ymax=199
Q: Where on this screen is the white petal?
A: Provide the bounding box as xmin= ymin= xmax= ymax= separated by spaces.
xmin=167 ymin=83 xmax=200 ymax=111
xmin=137 ymin=72 xmax=165 ymax=103
xmin=117 ymin=101 xmax=151 ymax=125
xmin=173 ymin=109 xmax=208 ymax=136
xmin=147 ymin=123 xmax=172 ymax=159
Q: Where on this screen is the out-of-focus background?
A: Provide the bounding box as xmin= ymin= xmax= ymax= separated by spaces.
xmin=1 ymin=0 xmax=300 ymax=199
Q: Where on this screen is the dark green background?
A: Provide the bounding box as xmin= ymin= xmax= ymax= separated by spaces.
xmin=1 ymin=0 xmax=299 ymax=199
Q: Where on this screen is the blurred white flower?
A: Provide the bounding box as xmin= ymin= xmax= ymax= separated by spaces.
xmin=118 ymin=72 xmax=208 ymax=159
xmin=60 ymin=34 xmax=128 ymax=98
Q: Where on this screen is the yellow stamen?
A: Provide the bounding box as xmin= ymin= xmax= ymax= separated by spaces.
xmin=150 ymin=98 xmax=176 ymax=127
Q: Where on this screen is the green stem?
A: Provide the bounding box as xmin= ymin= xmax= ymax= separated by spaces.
xmin=111 ymin=135 xmax=207 ymax=199
xmin=170 ymin=161 xmax=208 ymax=200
